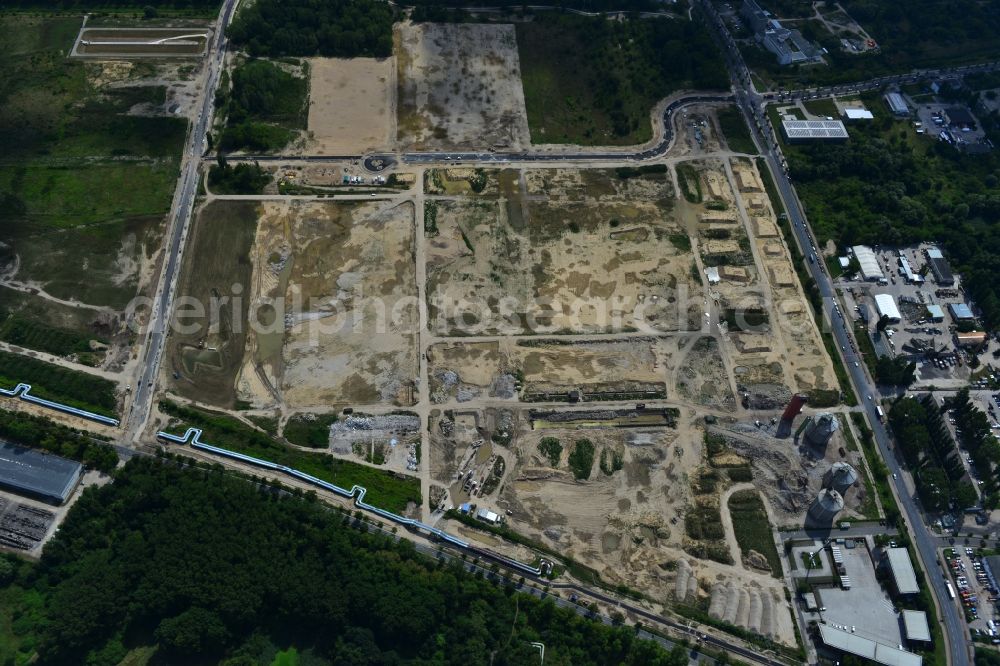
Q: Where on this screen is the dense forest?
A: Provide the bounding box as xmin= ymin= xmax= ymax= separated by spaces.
xmin=888 ymin=394 xmax=978 ymax=511
xmin=517 ymin=13 xmax=728 ymax=144
xmin=208 ymin=157 xmax=269 ymax=194
xmin=227 ymin=0 xmax=395 ymax=58
xmin=216 ymin=58 xmax=308 ymax=152
xmin=1 ymin=457 xmax=690 ymax=665
xmin=786 ymin=98 xmax=1000 ymax=328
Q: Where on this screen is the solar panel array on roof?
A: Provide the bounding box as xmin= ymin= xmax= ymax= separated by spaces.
xmin=782 ymin=119 xmax=849 ymax=140
xmin=0 ymin=440 xmax=82 ymax=505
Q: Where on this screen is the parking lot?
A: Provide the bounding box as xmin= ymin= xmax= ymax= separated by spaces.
xmin=912 ymin=100 xmax=989 ymax=149
xmin=945 ymin=547 xmax=998 ymax=637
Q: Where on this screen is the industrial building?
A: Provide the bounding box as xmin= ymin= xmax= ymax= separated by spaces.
xmin=874 ymin=294 xmax=902 ymax=324
xmin=741 ymin=0 xmax=823 ymax=65
xmin=476 ymin=507 xmax=501 ymax=525
xmin=901 ymin=610 xmax=930 ymax=644
xmin=946 ymin=106 xmax=976 ymax=129
xmin=885 ymin=92 xmax=910 ymax=116
xmin=925 ymin=247 xmax=954 ymax=286
xmin=781 ymin=119 xmax=849 ymax=142
xmin=884 ymin=547 xmax=919 ymax=596
xmin=949 ymin=302 xmax=974 ymax=321
xmin=925 ymin=304 xmax=944 ymax=322
xmin=817 ymin=624 xmax=922 ymax=666
xmin=851 ymin=245 xmax=884 ymax=281
xmin=843 ymin=108 xmax=874 ymax=121
xmin=0 ymin=441 xmax=82 ymax=505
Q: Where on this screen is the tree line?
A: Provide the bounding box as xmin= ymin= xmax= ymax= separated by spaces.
xmin=0 ymin=407 xmax=117 ymax=472
xmin=2 ymin=456 xmax=691 ymax=665
xmin=946 ymin=389 xmax=1000 ymax=509
xmin=888 ymin=394 xmax=978 ymax=511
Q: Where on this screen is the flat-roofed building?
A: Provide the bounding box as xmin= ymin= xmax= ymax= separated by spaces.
xmin=851 ymin=245 xmax=884 ymax=281
xmin=782 ymin=119 xmax=849 ymax=142
xmin=0 ymin=440 xmax=82 ymax=505
xmin=956 ymin=331 xmax=987 ymax=347
xmin=926 ymin=304 xmax=944 ymax=322
xmin=818 ymin=624 xmax=922 ymax=666
xmin=843 ymin=108 xmax=874 ymax=121
xmin=884 ymin=547 xmax=919 ymax=596
xmin=902 ymin=610 xmax=931 ymax=644
xmin=874 ymin=294 xmax=901 ymax=324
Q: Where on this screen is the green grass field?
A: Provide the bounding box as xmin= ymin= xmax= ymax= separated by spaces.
xmin=0 ymin=15 xmax=186 ymax=313
xmin=727 ymin=489 xmax=781 ymax=578
xmin=716 ymin=107 xmax=757 ymax=154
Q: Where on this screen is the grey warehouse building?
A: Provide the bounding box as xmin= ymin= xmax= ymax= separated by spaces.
xmin=0 ymin=440 xmax=82 ymax=505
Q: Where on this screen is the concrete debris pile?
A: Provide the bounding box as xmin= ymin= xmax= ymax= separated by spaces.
xmin=722 ymin=431 xmax=811 ymax=518
xmin=329 ymin=414 xmax=420 ymax=450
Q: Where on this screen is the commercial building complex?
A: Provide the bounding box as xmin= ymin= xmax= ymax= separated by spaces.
xmin=741 ymin=0 xmax=823 ymax=65
xmin=0 ymin=440 xmax=82 ymax=505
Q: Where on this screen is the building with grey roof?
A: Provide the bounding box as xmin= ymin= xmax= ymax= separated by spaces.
xmin=884 ymin=547 xmax=919 ymax=596
xmin=925 ymin=248 xmax=954 ymax=286
xmin=741 ymin=0 xmax=822 ymax=66
xmin=901 ymin=610 xmax=930 ymax=643
xmin=818 ymin=624 xmax=922 ymax=666
xmin=0 ymin=441 xmax=82 ymax=505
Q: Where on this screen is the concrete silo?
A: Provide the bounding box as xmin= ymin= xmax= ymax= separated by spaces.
xmin=804 ymin=412 xmax=840 ymax=447
xmin=824 ymin=462 xmax=859 ymax=497
xmin=806 ymin=488 xmax=844 ymax=527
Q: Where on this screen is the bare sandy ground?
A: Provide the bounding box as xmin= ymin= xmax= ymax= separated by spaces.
xmin=304 ymin=57 xmax=395 ymax=155
xmin=395 ymin=22 xmax=530 ymax=150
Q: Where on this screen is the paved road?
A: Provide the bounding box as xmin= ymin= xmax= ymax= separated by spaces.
xmin=125 ymin=0 xmax=239 ymax=439
xmin=695 ymin=1 xmax=972 ymax=663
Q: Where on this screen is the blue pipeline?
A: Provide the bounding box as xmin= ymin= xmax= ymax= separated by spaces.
xmin=158 ymin=428 xmax=543 ymax=576
xmin=0 ymin=382 xmax=120 ymax=427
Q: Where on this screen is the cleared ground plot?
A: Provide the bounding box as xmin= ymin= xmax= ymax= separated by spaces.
xmin=304 ymin=57 xmax=394 ymax=155
xmin=426 ymin=168 xmax=700 ymax=335
xmin=395 ymin=22 xmax=530 ymax=150
xmin=237 ymin=200 xmax=418 ymax=409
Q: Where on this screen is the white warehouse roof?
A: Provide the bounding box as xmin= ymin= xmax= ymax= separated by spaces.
xmin=902 ymin=610 xmax=931 ymax=642
xmin=851 ymin=245 xmax=884 ymax=280
xmin=874 ymin=294 xmax=901 ymax=322
xmin=844 ymin=108 xmax=874 ymax=120
xmin=886 ymin=547 xmax=919 ymax=594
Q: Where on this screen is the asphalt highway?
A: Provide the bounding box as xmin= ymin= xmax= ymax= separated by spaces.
xmin=695 ymin=1 xmax=972 ymax=662
xmin=126 ymin=0 xmax=239 ymax=439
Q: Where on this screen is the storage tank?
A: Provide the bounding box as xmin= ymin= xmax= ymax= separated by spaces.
xmin=804 ymin=412 xmax=840 ymax=447
xmin=807 ymin=488 xmax=844 ymax=526
xmin=824 ymin=462 xmax=859 ymax=497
